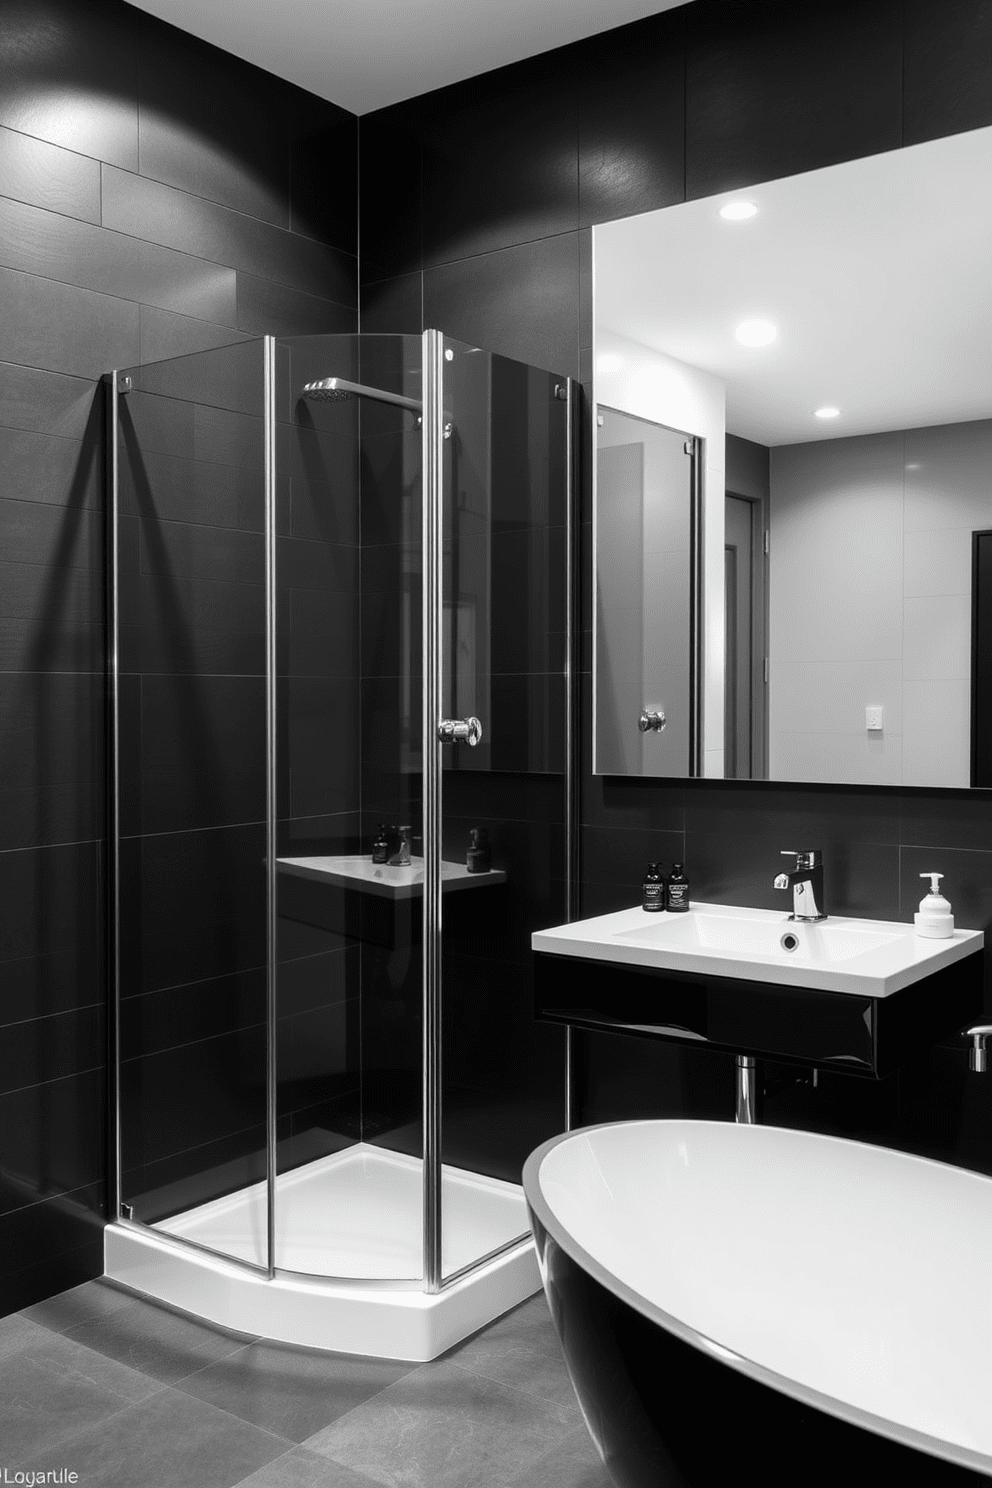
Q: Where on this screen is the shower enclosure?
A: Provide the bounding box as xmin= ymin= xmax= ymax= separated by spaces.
xmin=103 ymin=332 xmax=574 ymax=1358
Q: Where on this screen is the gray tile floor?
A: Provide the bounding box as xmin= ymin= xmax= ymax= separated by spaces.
xmin=3 ymin=1279 xmax=613 ymax=1488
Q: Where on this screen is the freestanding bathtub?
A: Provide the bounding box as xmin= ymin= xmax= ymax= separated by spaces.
xmin=522 ymin=1121 xmax=992 ymax=1486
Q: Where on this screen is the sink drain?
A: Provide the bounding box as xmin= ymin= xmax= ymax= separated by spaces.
xmin=780 ymin=932 xmax=799 ymax=952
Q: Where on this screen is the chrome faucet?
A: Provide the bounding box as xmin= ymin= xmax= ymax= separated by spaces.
xmin=774 ymin=850 xmax=827 ymax=921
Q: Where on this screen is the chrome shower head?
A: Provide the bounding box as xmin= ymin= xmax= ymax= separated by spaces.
xmin=302 ymin=378 xmax=353 ymax=402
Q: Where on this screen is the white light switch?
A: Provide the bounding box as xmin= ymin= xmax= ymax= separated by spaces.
xmin=866 ymin=706 xmax=884 ymax=732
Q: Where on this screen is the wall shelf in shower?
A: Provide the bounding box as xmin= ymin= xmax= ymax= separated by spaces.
xmin=277 ymin=854 xmax=506 ymax=900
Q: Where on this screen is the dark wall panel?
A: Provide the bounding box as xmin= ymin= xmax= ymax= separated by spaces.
xmin=421 ymin=53 xmax=578 ymax=267
xmin=422 ymin=235 xmax=581 ymax=379
xmin=359 ymin=0 xmax=992 ymax=1177
xmin=684 ymin=0 xmax=904 ymax=199
xmin=576 ymin=7 xmax=686 ymax=227
xmin=0 ymin=0 xmax=357 ymax=1316
xmin=904 ymin=0 xmax=992 ymax=145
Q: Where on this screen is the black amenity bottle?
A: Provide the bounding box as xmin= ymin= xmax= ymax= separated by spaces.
xmin=667 ymin=862 xmax=690 ymax=913
xmin=642 ymin=863 xmax=666 ymax=912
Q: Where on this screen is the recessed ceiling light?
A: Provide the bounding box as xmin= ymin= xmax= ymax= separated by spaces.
xmin=814 ymin=406 xmax=840 ymax=419
xmin=720 ymin=200 xmax=758 ymax=221
xmin=735 ymin=319 xmax=776 ymax=347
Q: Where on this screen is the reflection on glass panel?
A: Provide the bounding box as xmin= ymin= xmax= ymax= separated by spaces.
xmin=116 ymin=340 xmax=269 ymax=1269
xmin=272 ymin=334 xmax=425 ymax=1279
xmin=439 ymin=336 xmax=570 ymax=1283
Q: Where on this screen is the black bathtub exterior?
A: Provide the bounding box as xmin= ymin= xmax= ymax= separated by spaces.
xmin=528 ymin=1211 xmax=988 ymax=1488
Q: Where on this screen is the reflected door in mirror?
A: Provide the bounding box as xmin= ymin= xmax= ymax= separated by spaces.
xmin=595 ymin=408 xmax=696 ymax=776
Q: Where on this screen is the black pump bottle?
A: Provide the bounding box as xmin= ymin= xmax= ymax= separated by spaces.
xmin=642 ymin=863 xmax=666 ymax=912
xmin=667 ymin=862 xmax=690 ymax=913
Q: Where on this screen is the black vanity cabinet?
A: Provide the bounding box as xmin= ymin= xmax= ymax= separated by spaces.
xmin=534 ymin=944 xmax=983 ymax=1078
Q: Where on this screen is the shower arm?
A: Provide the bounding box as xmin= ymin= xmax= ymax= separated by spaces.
xmin=301 ymin=375 xmax=422 ymax=413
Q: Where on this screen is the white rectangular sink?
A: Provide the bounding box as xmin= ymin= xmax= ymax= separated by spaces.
xmin=532 ymin=902 xmax=983 ymax=998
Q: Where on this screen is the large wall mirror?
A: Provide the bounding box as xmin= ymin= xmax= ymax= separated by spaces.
xmin=593 ymin=124 xmax=992 ymax=789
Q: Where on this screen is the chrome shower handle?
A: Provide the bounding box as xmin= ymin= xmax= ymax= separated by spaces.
xmin=965 ymin=1024 xmax=992 ymax=1073
xmin=437 ymin=716 xmax=483 ymax=747
xmin=639 ymin=708 xmax=666 ymax=733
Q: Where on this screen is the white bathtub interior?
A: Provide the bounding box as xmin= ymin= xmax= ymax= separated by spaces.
xmin=156 ymin=1141 xmax=529 ymax=1279
xmin=539 ymin=1121 xmax=992 ymax=1460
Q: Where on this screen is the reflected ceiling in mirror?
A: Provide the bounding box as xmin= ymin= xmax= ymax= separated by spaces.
xmin=592 ymin=125 xmax=992 ymax=790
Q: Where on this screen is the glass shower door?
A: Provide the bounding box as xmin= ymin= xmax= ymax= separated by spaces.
xmin=112 ymin=339 xmax=271 ymax=1270
xmin=429 ymin=333 xmax=572 ymax=1284
xmin=272 ymin=333 xmax=425 ymax=1280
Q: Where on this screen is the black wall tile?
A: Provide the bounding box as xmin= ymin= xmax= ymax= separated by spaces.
xmin=136 ymin=515 xmax=264 ymax=587
xmin=0 ymin=196 xmax=239 ymax=325
xmin=899 ymin=789 xmax=992 ymax=855
xmin=358 ymin=100 xmax=423 ymax=283
xmin=0 ymin=427 xmax=100 ymax=512
xmin=121 ymin=1025 xmax=266 ymax=1169
xmin=904 ymin=0 xmax=992 ymax=144
xmin=125 ymin=1124 xmax=267 ymax=1224
xmin=0 ymin=840 xmax=102 ymax=967
xmin=421 ymin=53 xmax=578 ymax=267
xmin=137 ymin=306 xmax=251 ymax=365
xmin=136 ymin=15 xmax=292 ymax=227
xmin=684 ymin=0 xmax=904 ymax=199
xmin=235 ymin=274 xmax=357 ymax=336
xmin=136 ymin=673 xmax=265 ymax=834
xmin=0 ymin=500 xmax=102 ymax=573
xmin=360 ymin=273 xmax=424 ymax=336
xmin=682 ymin=780 xmax=902 ymax=851
xmin=277 ymin=944 xmax=360 ymax=1019
xmin=0 ymin=673 xmax=104 ymax=850
xmin=423 ymin=234 xmax=580 ymax=379
xmin=102 ymin=166 xmax=357 ymax=304
xmin=0 ymin=947 xmax=104 ymax=1029
xmin=0 ymin=0 xmax=139 ymax=171
xmin=119 ymin=824 xmax=265 ymax=995
xmin=120 ymin=969 xmax=266 ymax=1062
xmin=0 ymin=125 xmax=101 ymax=224
xmin=580 ymin=773 xmax=684 ymax=833
xmin=288 ymin=89 xmax=358 ymax=254
xmin=0 ymin=1067 xmax=106 ymax=1212
xmin=282 ymin=586 xmax=357 ymax=679
xmin=0 ymin=266 xmax=139 ymax=380
xmin=284 ymin=675 xmax=360 ymax=819
xmin=0 ymin=1005 xmax=104 ymax=1096
xmin=582 ymin=824 xmax=684 ymax=890
xmin=284 ymin=424 xmax=360 ymax=545
xmin=0 ymin=1183 xmax=103 ymax=1278
xmin=0 ymin=364 xmax=97 ymax=441
xmin=278 ymin=534 xmax=359 ymax=593
xmin=577 ymin=9 xmax=686 ymax=227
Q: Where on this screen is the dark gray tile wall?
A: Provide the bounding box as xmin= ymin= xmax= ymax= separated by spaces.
xmin=0 ymin=0 xmax=356 ymax=1315
xmin=359 ymin=0 xmax=992 ymax=1167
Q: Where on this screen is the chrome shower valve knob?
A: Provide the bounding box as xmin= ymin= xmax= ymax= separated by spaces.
xmin=638 ymin=708 xmax=666 ymax=733
xmin=437 ymin=716 xmax=483 ymax=746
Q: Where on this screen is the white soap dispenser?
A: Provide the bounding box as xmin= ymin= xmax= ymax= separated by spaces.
xmin=915 ymin=873 xmax=954 ymax=939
